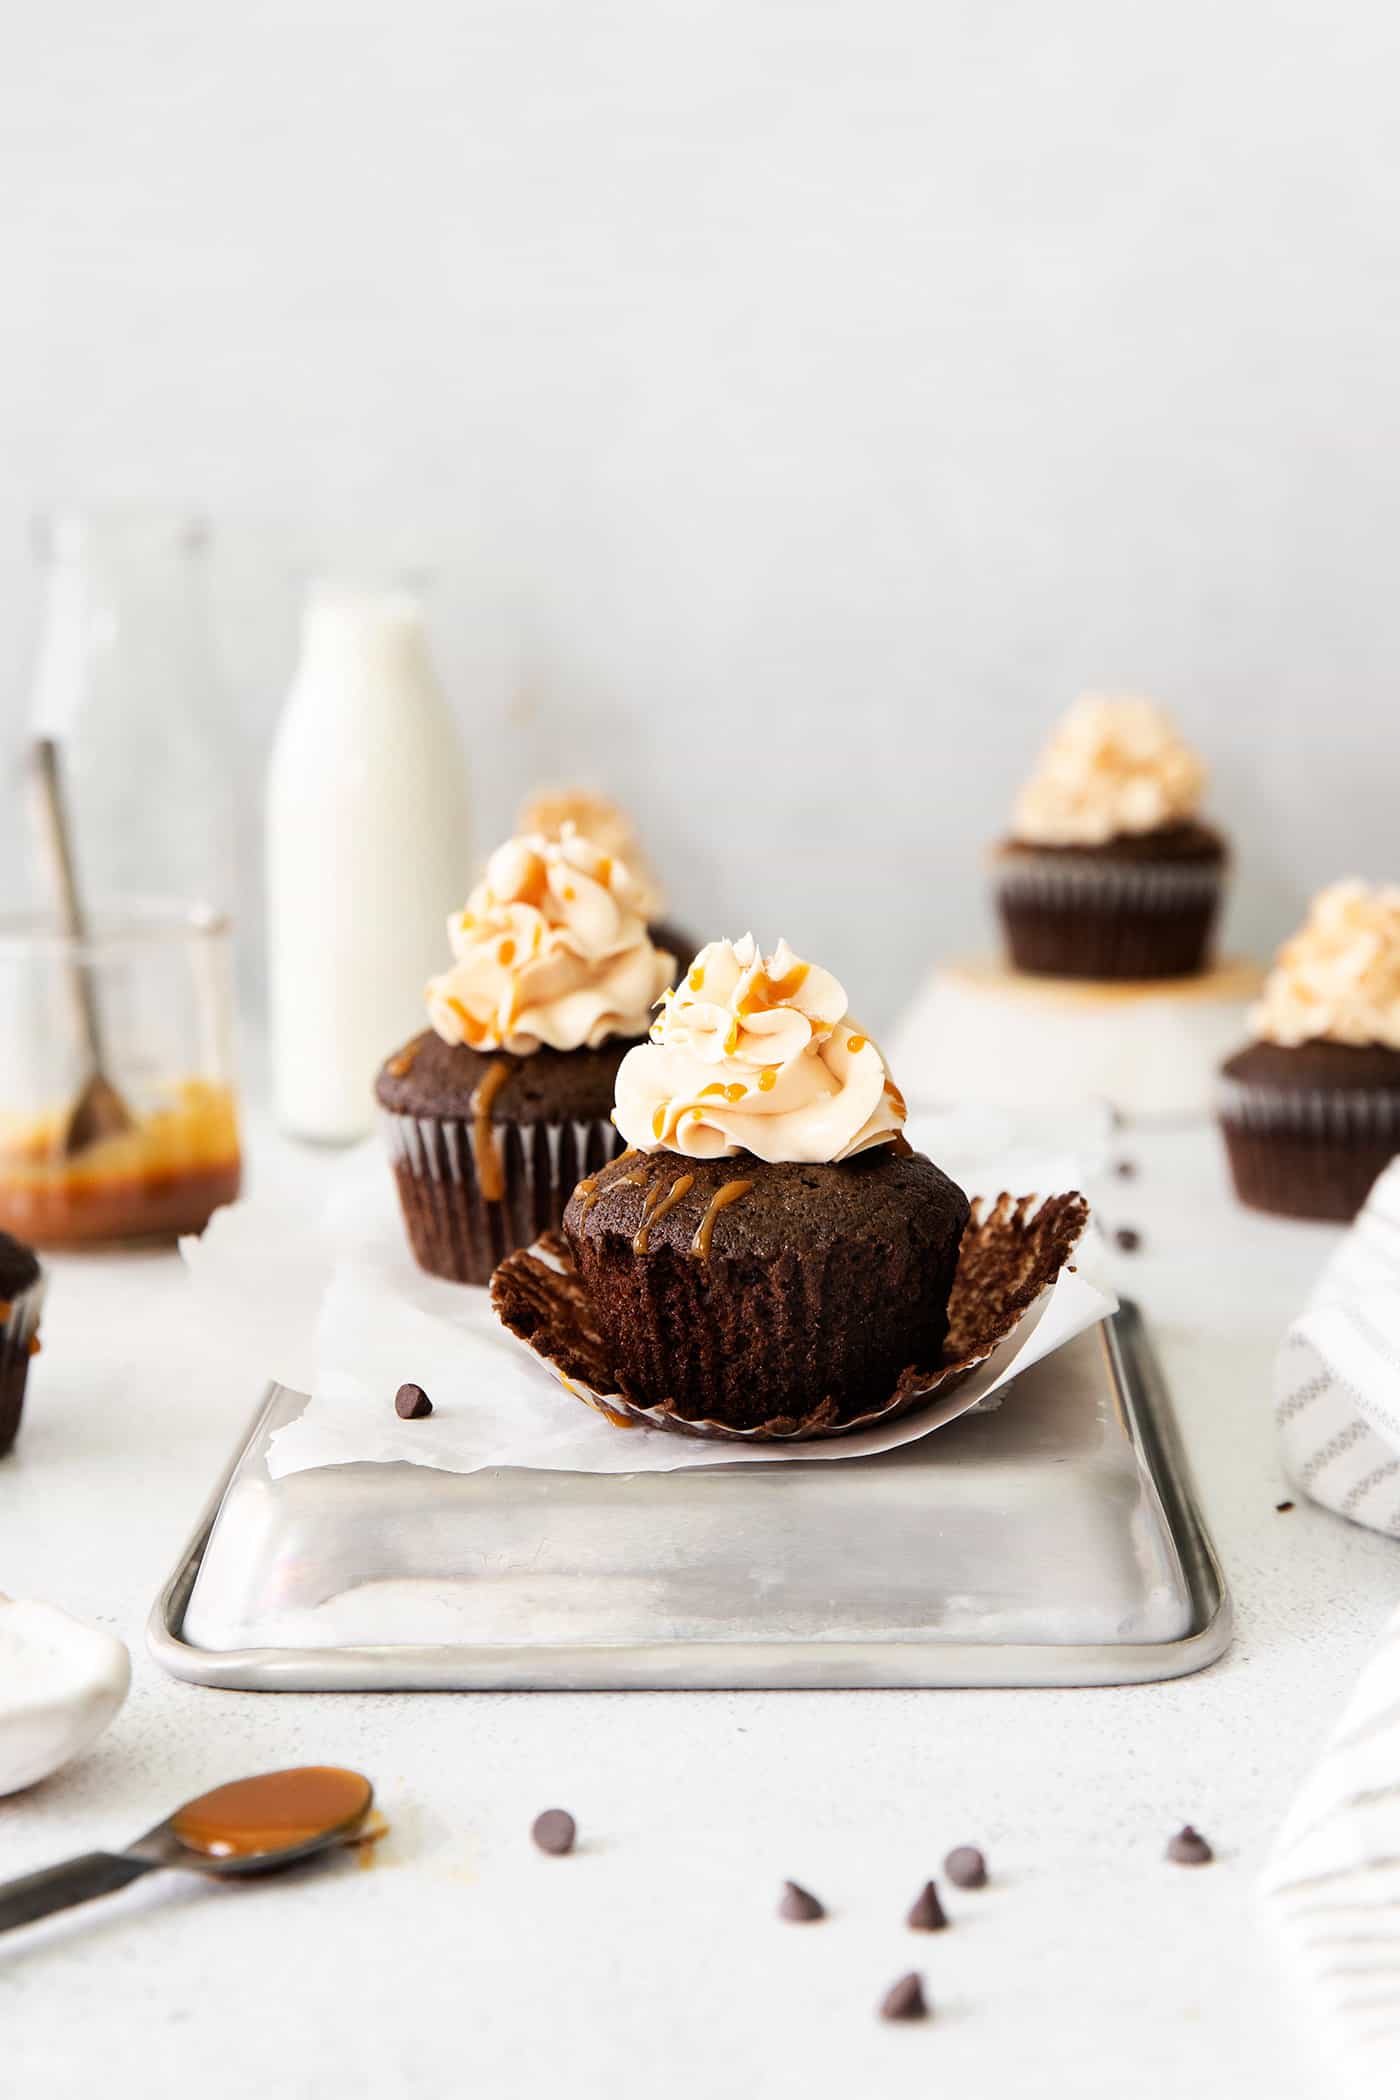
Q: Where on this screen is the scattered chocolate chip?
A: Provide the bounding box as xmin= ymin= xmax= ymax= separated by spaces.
xmin=395 ymin=1381 xmax=433 ymax=1420
xmin=879 ymin=1972 xmax=929 ymax=2022
xmin=531 ymin=1809 xmax=576 ymax=1855
xmin=906 ymin=1880 xmax=948 ymax=1931
xmin=778 ymin=1880 xmax=825 ymax=1922
xmin=1275 ymin=1500 xmax=1295 ymax=1513
xmin=1113 ymin=1158 xmax=1137 ymax=1179
xmin=943 ymin=1845 xmax=987 ymax=1889
xmin=1166 ymin=1824 xmax=1213 ymax=1866
xmin=1114 ymin=1226 xmax=1142 ymax=1253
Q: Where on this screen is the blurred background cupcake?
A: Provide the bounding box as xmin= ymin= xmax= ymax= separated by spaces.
xmin=377 ymin=825 xmax=676 ymax=1284
xmin=1219 ymin=881 xmax=1400 ymax=1221
xmin=994 ymin=696 xmax=1228 ymax=980
xmin=0 ymin=1230 xmax=44 ymax=1457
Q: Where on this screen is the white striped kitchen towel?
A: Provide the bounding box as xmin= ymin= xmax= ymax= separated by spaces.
xmin=1262 ymin=1598 xmax=1400 ymax=2094
xmin=1275 ymin=1158 xmax=1400 ymax=1539
xmin=1266 ymin=1157 xmax=1400 ymax=2093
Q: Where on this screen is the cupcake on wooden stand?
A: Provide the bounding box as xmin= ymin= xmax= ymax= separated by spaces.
xmin=889 ymin=696 xmax=1260 ymax=1122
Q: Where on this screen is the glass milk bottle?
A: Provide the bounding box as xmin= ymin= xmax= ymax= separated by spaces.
xmin=265 ymin=587 xmax=470 ymax=1141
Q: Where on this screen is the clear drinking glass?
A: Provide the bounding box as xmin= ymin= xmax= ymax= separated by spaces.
xmin=0 ymin=903 xmax=242 ymax=1247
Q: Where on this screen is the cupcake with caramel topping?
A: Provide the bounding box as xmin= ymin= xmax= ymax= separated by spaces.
xmin=1219 ymin=882 xmax=1400 ymax=1221
xmin=561 ymin=935 xmax=969 ymax=1430
xmin=376 ymin=826 xmax=674 ymax=1284
xmin=996 ymin=695 xmax=1227 ymax=979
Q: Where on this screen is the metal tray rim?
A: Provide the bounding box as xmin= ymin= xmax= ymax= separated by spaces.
xmin=147 ymin=1301 xmax=1231 ymax=1691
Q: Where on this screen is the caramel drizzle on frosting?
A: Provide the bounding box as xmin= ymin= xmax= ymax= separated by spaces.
xmin=632 ymin=1172 xmax=695 ymax=1255
xmin=689 ymin=1178 xmax=753 ymax=1260
xmin=469 ymin=1058 xmax=512 ymax=1202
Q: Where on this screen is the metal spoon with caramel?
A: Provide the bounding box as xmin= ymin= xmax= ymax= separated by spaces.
xmin=0 ymin=1765 xmax=375 ymax=1936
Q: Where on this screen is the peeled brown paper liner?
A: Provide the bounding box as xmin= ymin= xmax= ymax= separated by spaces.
xmin=490 ymin=1190 xmax=1090 ymax=1443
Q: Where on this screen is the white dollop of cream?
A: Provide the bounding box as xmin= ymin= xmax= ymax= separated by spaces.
xmin=1013 ymin=695 xmax=1206 ymax=847
xmin=0 ymin=1597 xmax=131 ymax=1797
xmin=613 ymin=934 xmax=906 ymax=1163
xmin=1250 ymin=881 xmax=1400 ymax=1049
xmin=426 ymin=826 xmax=674 ymax=1055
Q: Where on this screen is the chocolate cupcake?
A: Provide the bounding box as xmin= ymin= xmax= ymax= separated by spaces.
xmin=0 ymin=1231 xmax=44 ymax=1457
xmin=994 ymin=696 xmax=1227 ymax=981
xmin=560 ymin=935 xmax=970 ymax=1429
xmin=1219 ymin=883 xmax=1400 ymax=1221
xmin=377 ymin=826 xmax=674 ymax=1284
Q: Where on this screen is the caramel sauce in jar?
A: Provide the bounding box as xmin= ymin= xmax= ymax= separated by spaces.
xmin=690 ymin=1178 xmax=753 ymax=1259
xmin=171 ymin=1766 xmax=373 ymax=1861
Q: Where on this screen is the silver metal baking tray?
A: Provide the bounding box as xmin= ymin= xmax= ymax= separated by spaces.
xmin=148 ymin=1302 xmax=1229 ymax=1691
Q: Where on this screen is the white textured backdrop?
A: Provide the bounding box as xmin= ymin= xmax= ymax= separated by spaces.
xmin=2 ymin=0 xmax=1398 ymax=1027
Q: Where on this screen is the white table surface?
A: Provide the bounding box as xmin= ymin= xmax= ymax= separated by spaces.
xmin=2 ymin=1114 xmax=1396 ymax=2100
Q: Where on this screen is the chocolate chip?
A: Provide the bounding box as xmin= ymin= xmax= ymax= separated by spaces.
xmin=943 ymin=1845 xmax=987 ymax=1889
xmin=395 ymin=1381 xmax=433 ymax=1419
xmin=1113 ymin=1158 xmax=1137 ymax=1179
xmin=879 ymin=1972 xmax=929 ymax=2022
xmin=531 ymin=1809 xmax=576 ymax=1855
xmin=1114 ymin=1226 xmax=1142 ymax=1252
xmin=778 ymin=1880 xmax=825 ymax=1922
xmin=1275 ymin=1500 xmax=1295 ymax=1513
xmin=1166 ymin=1824 xmax=1213 ymax=1865
xmin=906 ymin=1880 xmax=947 ymax=1931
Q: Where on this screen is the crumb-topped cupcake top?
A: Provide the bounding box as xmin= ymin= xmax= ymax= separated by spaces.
xmin=1013 ymin=695 xmax=1206 ymax=847
xmin=1250 ymin=881 xmax=1400 ymax=1050
xmin=613 ymin=935 xmax=906 ymax=1162
xmin=426 ymin=827 xmax=674 ymax=1056
xmin=516 ymin=786 xmax=663 ymax=915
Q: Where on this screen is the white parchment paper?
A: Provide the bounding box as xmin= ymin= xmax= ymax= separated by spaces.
xmin=182 ymin=1123 xmax=1115 ymax=1480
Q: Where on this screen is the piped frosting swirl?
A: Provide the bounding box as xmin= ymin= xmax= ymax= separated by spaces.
xmin=1250 ymin=881 xmax=1400 ymax=1050
xmin=426 ymin=827 xmax=674 ymax=1055
xmin=613 ymin=935 xmax=905 ymax=1163
xmin=1013 ymin=695 xmax=1206 ymax=847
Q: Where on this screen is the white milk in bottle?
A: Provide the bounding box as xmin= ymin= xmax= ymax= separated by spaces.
xmin=266 ymin=587 xmax=470 ymax=1140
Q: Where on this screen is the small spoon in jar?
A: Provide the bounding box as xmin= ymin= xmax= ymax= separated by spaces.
xmin=0 ymin=1765 xmax=375 ymax=1936
xmin=29 ymin=736 xmax=136 ymax=1157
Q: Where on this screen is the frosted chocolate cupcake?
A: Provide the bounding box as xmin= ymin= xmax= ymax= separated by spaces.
xmin=1220 ymin=883 xmax=1400 ymax=1221
xmin=561 ymin=936 xmax=969 ymax=1429
xmin=377 ymin=826 xmax=674 ymax=1284
xmin=0 ymin=1231 xmax=44 ymax=1457
xmin=995 ymin=696 xmax=1226 ymax=980
xmin=517 ymin=784 xmax=696 ymax=975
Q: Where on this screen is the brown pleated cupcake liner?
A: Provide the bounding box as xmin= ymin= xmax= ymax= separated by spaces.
xmin=491 ymin=1190 xmax=1090 ymax=1442
xmin=1218 ymin=1079 xmax=1400 ymax=1222
xmin=996 ymin=855 xmax=1224 ymax=980
xmin=0 ymin=1272 xmax=46 ymax=1458
xmin=382 ymin=1109 xmax=624 ymax=1287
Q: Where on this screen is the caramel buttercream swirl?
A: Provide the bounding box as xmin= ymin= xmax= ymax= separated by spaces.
xmin=1250 ymin=880 xmax=1400 ymax=1050
xmin=426 ymin=827 xmax=674 ymax=1055
xmin=613 ymin=935 xmax=905 ymax=1163
xmin=516 ymin=786 xmax=664 ymax=915
xmin=1013 ymin=694 xmax=1206 ymax=847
